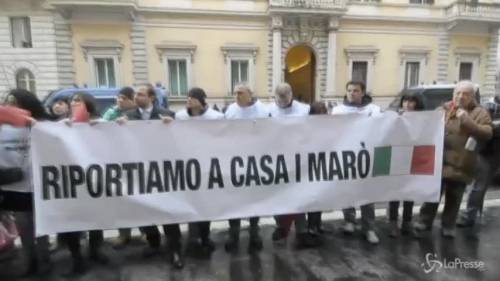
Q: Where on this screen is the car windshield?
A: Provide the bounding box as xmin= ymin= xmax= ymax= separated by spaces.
xmin=421 ymin=88 xmax=453 ymax=110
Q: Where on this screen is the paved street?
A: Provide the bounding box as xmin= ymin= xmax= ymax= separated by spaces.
xmin=1 ymin=192 xmax=500 ymax=281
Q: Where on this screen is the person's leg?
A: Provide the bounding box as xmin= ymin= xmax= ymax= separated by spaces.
xmin=462 ymin=157 xmax=492 ymax=225
xmin=89 ymin=230 xmax=108 ymax=263
xmin=361 ymin=204 xmax=378 ymax=244
xmin=388 ymin=201 xmax=400 ymax=222
xmin=295 ymin=213 xmax=320 ymax=248
xmin=225 ymin=219 xmax=241 ymax=252
xmin=14 ymin=211 xmax=37 ymax=274
xmin=388 ymin=201 xmax=400 ymax=237
xmin=248 ymin=217 xmax=262 ymax=253
xmin=441 ymin=180 xmax=467 ymax=238
xmin=342 ymin=207 xmax=356 ymax=234
xmin=60 ymin=232 xmax=85 ymax=275
xmin=272 ymin=215 xmax=290 ymax=241
xmin=401 ymin=201 xmax=417 ymax=236
xmin=417 ymin=180 xmax=445 ymax=231
xmin=163 ymin=224 xmax=184 ymax=269
xmin=113 ymin=228 xmax=132 ymax=249
xmin=139 ymin=226 xmax=161 ymax=257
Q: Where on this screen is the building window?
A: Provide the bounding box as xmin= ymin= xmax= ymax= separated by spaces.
xmin=344 ymin=46 xmax=379 ymax=92
xmin=409 ymin=0 xmax=434 ymax=4
xmin=94 ymin=58 xmax=116 ymax=88
xmin=15 ymin=69 xmax=36 ymax=93
xmin=351 ymin=61 xmax=368 ymax=84
xmin=10 ymin=17 xmax=32 ymax=48
xmin=168 ymin=59 xmax=188 ymax=96
xmin=404 ymin=62 xmax=420 ymax=88
xmin=459 ymin=62 xmax=473 ymax=81
xmin=221 ymin=44 xmax=258 ymax=95
xmin=231 ymin=60 xmax=249 ymax=93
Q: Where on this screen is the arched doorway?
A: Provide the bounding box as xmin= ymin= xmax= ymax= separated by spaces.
xmin=284 ymin=45 xmax=315 ymax=104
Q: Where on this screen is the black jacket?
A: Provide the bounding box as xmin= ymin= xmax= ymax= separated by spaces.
xmin=125 ymin=106 xmax=175 ymax=121
xmin=0 ymin=168 xmax=23 ymax=186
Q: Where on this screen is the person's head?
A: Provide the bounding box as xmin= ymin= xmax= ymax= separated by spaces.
xmin=234 ymin=83 xmax=254 ymax=107
xmin=310 ymin=102 xmax=328 ymax=115
xmin=117 ymin=86 xmax=135 ymax=110
xmin=187 ymin=87 xmax=207 ymax=112
xmin=400 ymin=92 xmax=425 ymax=112
xmin=454 ymin=80 xmax=477 ymax=110
xmin=345 ymin=81 xmax=366 ymax=105
xmin=274 ymin=83 xmax=293 ymax=108
xmin=70 ymin=92 xmax=98 ymax=118
xmin=5 ymin=89 xmax=49 ymax=120
xmin=134 ymin=84 xmax=156 ymax=109
xmin=50 ymin=96 xmax=70 ymax=119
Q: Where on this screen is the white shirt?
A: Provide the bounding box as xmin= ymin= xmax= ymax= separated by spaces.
xmin=269 ymin=100 xmax=310 ymax=117
xmin=176 ymin=108 xmax=224 ymax=120
xmin=139 ymin=105 xmax=153 ymax=120
xmin=224 ymin=100 xmax=270 ymax=120
xmin=0 ymin=125 xmax=32 ymax=193
xmin=331 ymin=103 xmax=381 ymax=116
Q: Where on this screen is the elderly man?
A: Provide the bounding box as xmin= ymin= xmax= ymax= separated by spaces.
xmin=268 ymin=83 xmax=320 ymax=248
xmin=416 ymin=80 xmax=492 ymax=238
xmin=331 ymin=81 xmax=380 ymax=244
xmin=224 ymin=83 xmax=269 ymax=254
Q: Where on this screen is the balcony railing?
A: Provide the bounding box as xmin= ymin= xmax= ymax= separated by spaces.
xmin=446 ymin=1 xmax=500 ymax=20
xmin=48 ymin=0 xmax=137 ymax=7
xmin=269 ymin=0 xmax=347 ymax=9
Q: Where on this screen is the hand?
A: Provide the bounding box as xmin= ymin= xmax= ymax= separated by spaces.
xmin=89 ymin=120 xmax=99 ymax=126
xmin=26 ymin=117 xmax=37 ymax=127
xmin=116 ymin=116 xmax=128 ymax=125
xmin=456 ymin=108 xmax=468 ymax=120
xmin=160 ymin=115 xmax=174 ymax=124
xmin=63 ymin=118 xmax=73 ymax=127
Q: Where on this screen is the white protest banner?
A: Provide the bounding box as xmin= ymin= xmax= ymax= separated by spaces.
xmin=31 ymin=111 xmax=444 ymax=235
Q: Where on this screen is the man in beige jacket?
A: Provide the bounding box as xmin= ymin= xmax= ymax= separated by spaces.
xmin=416 ymin=81 xmax=492 ymax=238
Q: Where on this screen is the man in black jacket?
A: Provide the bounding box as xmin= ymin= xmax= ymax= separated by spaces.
xmin=123 ymin=84 xmax=183 ymax=269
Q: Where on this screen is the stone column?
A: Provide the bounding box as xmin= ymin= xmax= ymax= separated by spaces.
xmin=272 ymin=16 xmax=283 ymax=92
xmin=485 ymin=26 xmax=500 ymax=98
xmin=325 ymin=17 xmax=339 ymax=97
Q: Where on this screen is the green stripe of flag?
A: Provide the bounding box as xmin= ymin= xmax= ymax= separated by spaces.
xmin=373 ymin=146 xmax=391 ymax=177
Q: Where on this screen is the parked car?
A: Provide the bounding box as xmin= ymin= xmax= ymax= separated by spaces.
xmin=43 ymin=87 xmax=168 ymax=116
xmin=387 ymin=84 xmax=481 ymax=111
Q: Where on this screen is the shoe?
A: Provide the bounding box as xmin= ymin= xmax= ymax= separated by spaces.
xmin=89 ymin=250 xmax=109 ymax=264
xmin=272 ymin=227 xmax=288 ymax=242
xmin=414 ymin=221 xmax=432 ymax=232
xmin=441 ymin=228 xmax=456 ymax=239
xmin=456 ymin=216 xmax=475 ymax=228
xmin=170 ymin=251 xmax=184 ymax=269
xmin=388 ymin=221 xmax=399 ymax=238
xmin=142 ymin=246 xmax=161 ymax=258
xmin=112 ymin=235 xmax=131 ymax=250
xmin=366 ymin=230 xmax=380 ymax=244
xmin=343 ymin=222 xmax=355 ymax=235
xmin=224 ymin=234 xmax=239 ymax=253
xmin=248 ymin=234 xmax=263 ymax=254
xmin=401 ymin=222 xmax=419 ymax=238
xmin=62 ymin=257 xmax=86 ymax=277
xmin=295 ymin=233 xmax=321 ymax=249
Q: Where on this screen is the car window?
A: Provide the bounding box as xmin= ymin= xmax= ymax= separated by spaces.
xmin=421 ymin=89 xmax=453 ymax=110
xmin=95 ymin=98 xmax=116 ymax=116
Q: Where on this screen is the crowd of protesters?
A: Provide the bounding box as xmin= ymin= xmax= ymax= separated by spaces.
xmin=0 ymin=78 xmax=498 ymax=277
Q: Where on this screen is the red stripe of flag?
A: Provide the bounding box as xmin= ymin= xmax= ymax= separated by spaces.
xmin=410 ymin=145 xmax=435 ymax=175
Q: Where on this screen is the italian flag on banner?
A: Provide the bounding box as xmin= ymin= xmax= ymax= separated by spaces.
xmin=372 ymin=145 xmax=435 ymax=177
